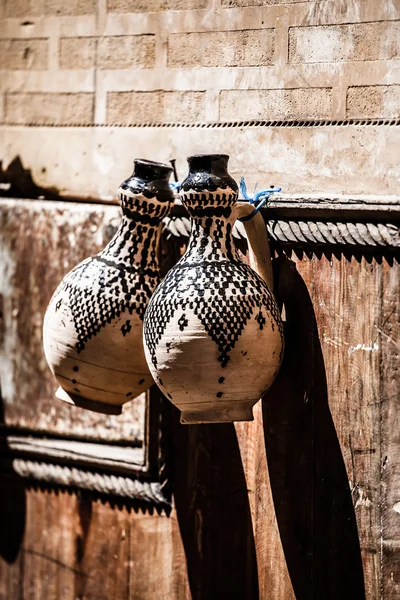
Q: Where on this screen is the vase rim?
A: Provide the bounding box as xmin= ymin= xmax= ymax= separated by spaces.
xmin=186 ymin=154 xmax=231 ymax=174
xmin=187 ymin=153 xmax=229 ymax=160
xmin=133 ymin=159 xmax=173 ymax=180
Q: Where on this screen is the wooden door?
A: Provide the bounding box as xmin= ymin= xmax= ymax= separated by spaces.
xmin=0 ymin=193 xmax=398 ymax=600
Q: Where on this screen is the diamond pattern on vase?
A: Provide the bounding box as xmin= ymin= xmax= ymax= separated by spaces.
xmin=52 ymin=255 xmax=157 ymax=353
xmin=144 ymin=255 xmax=283 ymax=370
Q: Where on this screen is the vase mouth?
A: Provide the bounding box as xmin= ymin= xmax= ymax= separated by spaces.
xmin=133 ymin=159 xmax=173 ymax=182
xmin=119 ymin=158 xmax=174 ymax=208
xmin=182 ymin=153 xmax=237 ymax=194
xmin=187 ymin=154 xmax=230 ymax=175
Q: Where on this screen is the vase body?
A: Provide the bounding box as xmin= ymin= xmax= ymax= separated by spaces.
xmin=143 ymin=154 xmax=284 ymax=424
xmin=43 ymin=159 xmax=174 ymax=414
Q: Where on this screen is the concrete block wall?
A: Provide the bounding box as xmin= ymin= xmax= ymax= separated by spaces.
xmin=0 ymin=0 xmax=399 ymax=125
xmin=0 ymin=0 xmax=398 ymax=196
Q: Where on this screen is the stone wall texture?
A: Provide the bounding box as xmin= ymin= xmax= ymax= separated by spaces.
xmin=0 ymin=0 xmax=398 ymax=197
xmin=0 ymin=0 xmax=398 ymax=125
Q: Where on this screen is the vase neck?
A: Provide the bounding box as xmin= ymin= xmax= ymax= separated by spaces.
xmin=182 ymin=215 xmax=239 ymax=265
xmin=100 ymin=215 xmax=161 ymax=274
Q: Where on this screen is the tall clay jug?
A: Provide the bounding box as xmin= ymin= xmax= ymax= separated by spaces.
xmin=143 ymin=154 xmax=284 ymax=424
xmin=43 ymin=159 xmax=174 ymax=414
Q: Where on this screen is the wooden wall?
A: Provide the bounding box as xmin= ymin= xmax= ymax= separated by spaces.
xmin=1 ymin=248 xmax=398 ymax=600
xmin=0 ymin=1 xmax=398 ymax=597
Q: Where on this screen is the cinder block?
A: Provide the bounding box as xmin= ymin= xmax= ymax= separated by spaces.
xmin=219 ymin=88 xmax=332 ymax=121
xmin=0 ymin=39 xmax=48 ymax=70
xmin=289 ymin=22 xmax=400 ymax=63
xmin=45 ymin=0 xmax=95 ymax=16
xmin=168 ymin=29 xmax=275 ymax=67
xmin=107 ymin=91 xmax=206 ymax=124
xmin=107 ymin=0 xmax=207 ymax=12
xmin=5 ymin=92 xmax=94 ymax=125
xmin=60 ymin=36 xmax=156 ymax=70
xmin=5 ymin=0 xmax=44 ymax=18
xmin=60 ymin=37 xmax=96 ymax=70
xmin=97 ymin=35 xmax=156 ymax=69
xmin=5 ymin=0 xmax=95 ymax=17
xmin=346 ymin=85 xmax=400 ymax=119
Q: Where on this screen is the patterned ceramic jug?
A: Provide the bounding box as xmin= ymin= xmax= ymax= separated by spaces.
xmin=43 ymin=159 xmax=174 ymax=414
xmin=143 ymin=154 xmax=284 ymax=424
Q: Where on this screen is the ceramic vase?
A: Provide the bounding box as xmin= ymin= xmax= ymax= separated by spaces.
xmin=143 ymin=154 xmax=284 ymax=424
xmin=43 ymin=159 xmax=174 ymax=414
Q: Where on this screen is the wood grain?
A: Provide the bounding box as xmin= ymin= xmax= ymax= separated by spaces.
xmin=0 ymin=483 xmax=190 ymax=600
xmin=1 ymin=243 xmax=398 ymax=599
xmin=312 ymin=253 xmax=381 ymax=599
xmin=0 ymin=199 xmax=145 ymax=443
xmin=381 ymin=259 xmax=400 ymax=599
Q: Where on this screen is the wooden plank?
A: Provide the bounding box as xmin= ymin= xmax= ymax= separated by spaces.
xmin=20 ymin=488 xmax=77 ymax=600
xmin=126 ymin=509 xmax=190 ymax=600
xmin=0 ymin=481 xmax=190 ymax=600
xmin=171 ymin=410 xmax=259 ymax=600
xmin=246 ymin=251 xmax=381 ymax=599
xmin=252 ymin=254 xmax=315 ymax=599
xmin=0 ymin=198 xmax=145 ymax=444
xmin=312 ymin=253 xmax=382 ymax=600
xmin=261 ymin=195 xmax=400 ymax=223
xmin=5 ymin=436 xmax=145 ymax=472
xmin=380 ymin=258 xmax=400 ymax=599
xmin=236 ymin=403 xmax=295 ymax=600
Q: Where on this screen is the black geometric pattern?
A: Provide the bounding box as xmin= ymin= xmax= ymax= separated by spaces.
xmin=144 ymin=192 xmax=284 ymax=370
xmin=49 ymin=190 xmax=167 ymax=354
xmin=255 ymin=310 xmax=267 ymax=331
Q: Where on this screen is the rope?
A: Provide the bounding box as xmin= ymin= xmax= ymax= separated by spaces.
xmin=238 ymin=177 xmax=281 ymax=222
xmin=12 ymin=459 xmax=171 ymax=507
xmin=163 ymin=216 xmax=400 ymax=248
xmin=268 ymin=220 xmax=400 ymax=248
xmin=2 ymin=119 xmax=399 ymax=129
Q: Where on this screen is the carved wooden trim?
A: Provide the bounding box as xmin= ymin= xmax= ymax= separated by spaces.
xmin=9 ymin=460 xmax=169 ymax=506
xmin=166 ymin=194 xmax=400 ymax=250
xmin=1 ymin=387 xmax=172 ymax=509
xmin=267 ymin=221 xmax=399 ymax=248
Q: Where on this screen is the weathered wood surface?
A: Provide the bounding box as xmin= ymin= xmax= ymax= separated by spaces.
xmin=0 ymin=483 xmax=190 ymax=600
xmin=0 ymin=248 xmax=398 ymax=599
xmin=0 ymin=198 xmax=145 ymax=443
xmin=381 ymin=258 xmax=400 ymax=599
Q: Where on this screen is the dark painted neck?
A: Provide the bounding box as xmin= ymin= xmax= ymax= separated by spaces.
xmin=100 ymin=215 xmax=162 ymax=274
xmin=182 ymin=216 xmax=238 ymax=264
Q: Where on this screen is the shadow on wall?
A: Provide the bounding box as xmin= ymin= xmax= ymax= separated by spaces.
xmin=0 ymin=156 xmax=59 ymax=200
xmin=263 ymin=255 xmax=366 ymax=600
xmin=172 ymin=412 xmax=259 ymax=600
xmin=0 ymin=386 xmax=27 ymax=565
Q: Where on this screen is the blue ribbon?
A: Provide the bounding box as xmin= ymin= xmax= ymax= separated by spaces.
xmin=238 ymin=177 xmax=281 ymax=222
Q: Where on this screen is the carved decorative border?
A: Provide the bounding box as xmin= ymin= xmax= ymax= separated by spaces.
xmin=1 ymin=387 xmax=172 ymax=510
xmin=166 ymin=195 xmax=400 ymax=250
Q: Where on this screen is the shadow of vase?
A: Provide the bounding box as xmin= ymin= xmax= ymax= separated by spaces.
xmin=262 ymin=254 xmax=365 ymax=599
xmin=172 ymin=408 xmax=259 ymax=600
